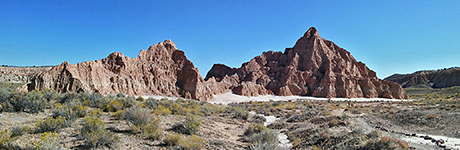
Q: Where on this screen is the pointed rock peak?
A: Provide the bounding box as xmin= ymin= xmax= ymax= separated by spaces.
xmin=62 ymin=61 xmax=70 ymax=65
xmin=108 ymin=51 xmax=124 ymax=57
xmin=303 ymin=27 xmax=321 ymax=39
xmin=162 ymin=39 xmax=176 ymax=49
xmin=148 ymin=39 xmax=177 ymax=51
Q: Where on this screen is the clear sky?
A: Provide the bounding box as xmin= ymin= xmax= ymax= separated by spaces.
xmin=1 ymin=0 xmax=460 ymax=79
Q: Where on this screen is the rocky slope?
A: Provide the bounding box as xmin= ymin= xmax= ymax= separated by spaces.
xmin=0 ymin=66 xmax=51 ymax=83
xmin=27 ymin=40 xmax=214 ymax=100
xmin=385 ymin=67 xmax=460 ymax=88
xmin=205 ymin=27 xmax=408 ymax=99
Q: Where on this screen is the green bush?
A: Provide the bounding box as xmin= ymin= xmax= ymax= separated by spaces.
xmin=142 ymin=119 xmax=162 ymax=141
xmin=10 ymin=90 xmax=47 ymax=113
xmin=32 ymin=132 xmax=63 ymax=150
xmin=0 ymin=129 xmax=14 ymax=149
xmin=42 ymin=89 xmax=58 ymax=102
xmin=153 ymin=105 xmax=172 ymax=115
xmin=244 ymin=123 xmax=267 ymax=136
xmin=81 ymin=116 xmax=105 ymax=135
xmin=178 ymin=135 xmax=204 ymax=150
xmin=35 ymin=116 xmax=68 ymax=133
xmin=84 ymin=93 xmax=109 ymax=108
xmin=80 ymin=115 xmax=118 ymax=148
xmin=125 ymin=106 xmax=153 ymax=128
xmin=83 ymin=129 xmax=118 ymax=148
xmin=52 ymin=103 xmax=87 ymax=123
xmin=232 ymin=107 xmax=249 ymax=120
xmin=172 ymin=116 xmax=201 ymax=135
xmin=113 ymin=110 xmax=125 ymax=120
xmin=249 ymin=129 xmax=278 ymax=144
xmin=10 ymin=126 xmax=29 ymax=137
xmin=165 ymin=133 xmax=182 ymax=146
xmin=169 ymin=103 xmax=190 ymax=115
xmin=103 ymin=99 xmax=124 ymax=112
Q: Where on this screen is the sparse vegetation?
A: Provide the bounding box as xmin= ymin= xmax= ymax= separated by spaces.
xmin=35 ymin=116 xmax=68 ymax=133
xmin=32 ymin=132 xmax=63 ymax=150
xmin=1 ymin=83 xmax=460 ymax=150
xmin=80 ymin=115 xmax=118 ymax=148
xmin=172 ymin=115 xmax=201 ymax=135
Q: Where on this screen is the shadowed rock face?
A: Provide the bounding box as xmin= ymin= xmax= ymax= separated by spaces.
xmin=205 ymin=27 xmax=408 ymax=99
xmin=27 ymin=40 xmax=214 ymax=100
xmin=385 ymin=67 xmax=460 ymax=88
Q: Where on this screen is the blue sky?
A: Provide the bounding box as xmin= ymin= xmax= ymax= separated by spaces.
xmin=1 ymin=0 xmax=460 ymax=78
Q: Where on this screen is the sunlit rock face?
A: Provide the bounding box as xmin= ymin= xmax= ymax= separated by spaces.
xmin=28 ymin=40 xmax=214 ymax=100
xmin=206 ymin=27 xmax=408 ymax=99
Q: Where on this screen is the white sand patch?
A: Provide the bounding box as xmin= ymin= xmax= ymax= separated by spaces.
xmin=209 ymin=92 xmax=410 ymax=104
xmin=401 ymin=134 xmax=460 ymax=150
xmin=250 ymin=111 xmax=292 ymax=148
xmin=137 ymin=95 xmax=182 ymax=100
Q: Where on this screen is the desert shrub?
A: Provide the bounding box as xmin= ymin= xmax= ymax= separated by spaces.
xmin=169 ymin=103 xmax=190 ymax=115
xmin=144 ymin=98 xmax=159 ymax=108
xmin=81 ymin=116 xmax=105 ymax=135
xmin=11 ymin=90 xmax=47 ymax=113
xmin=113 ymin=110 xmax=125 ymax=120
xmin=0 ymin=88 xmax=11 ymax=109
xmin=136 ymin=96 xmax=145 ymax=101
xmin=10 ymin=126 xmax=29 ymax=137
xmin=197 ymin=103 xmax=218 ymax=116
xmin=362 ymin=136 xmax=409 ymax=150
xmin=165 ymin=133 xmax=182 ymax=146
xmin=42 ymin=89 xmax=58 ymax=102
xmin=178 ymin=135 xmax=204 ymax=150
xmin=52 ymin=103 xmax=87 ymax=123
xmin=88 ymin=109 xmax=103 ymax=118
xmin=103 ymin=99 xmax=124 ymax=112
xmin=249 ymin=130 xmax=281 ymax=150
xmin=249 ymin=129 xmax=278 ymax=144
xmin=125 ymin=106 xmax=153 ymax=128
xmin=251 ymin=115 xmax=266 ymax=124
xmin=35 ymin=116 xmax=68 ymax=133
xmin=142 ymin=119 xmax=162 ymax=140
xmin=58 ymin=92 xmax=86 ymax=104
xmin=84 ymin=93 xmax=109 ymax=108
xmin=83 ymin=129 xmax=118 ymax=148
xmin=153 ymin=105 xmax=172 ymax=115
xmin=249 ymin=141 xmax=282 ymax=150
xmin=172 ymin=116 xmax=201 ymax=135
xmin=115 ymin=96 xmax=135 ymax=108
xmin=0 ymin=129 xmax=14 ymax=149
xmin=80 ymin=116 xmax=118 ymax=148
xmin=232 ymin=107 xmax=249 ymax=120
xmin=292 ymin=137 xmax=302 ymax=148
xmin=244 ymin=123 xmax=267 ymax=136
xmin=32 ymin=132 xmax=63 ymax=150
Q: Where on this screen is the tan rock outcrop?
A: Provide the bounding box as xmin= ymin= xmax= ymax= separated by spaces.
xmin=385 ymin=67 xmax=460 ymax=88
xmin=205 ymin=27 xmax=408 ymax=99
xmin=27 ymin=40 xmax=214 ymax=100
xmin=0 ymin=66 xmax=51 ymax=83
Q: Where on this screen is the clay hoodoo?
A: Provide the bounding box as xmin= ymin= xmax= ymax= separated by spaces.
xmin=205 ymin=27 xmax=408 ymax=99
xmin=28 ymin=40 xmax=214 ymax=100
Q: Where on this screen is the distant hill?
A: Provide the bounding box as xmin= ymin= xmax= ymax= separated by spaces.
xmin=384 ymin=67 xmax=460 ymax=88
xmin=0 ymin=66 xmax=52 ymax=83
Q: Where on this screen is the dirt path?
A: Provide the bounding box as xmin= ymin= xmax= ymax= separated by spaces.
xmin=250 ymin=111 xmax=292 ymax=149
xmin=356 ymin=117 xmax=459 ymax=150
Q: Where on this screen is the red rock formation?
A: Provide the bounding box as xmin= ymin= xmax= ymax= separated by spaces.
xmin=206 ymin=27 xmax=408 ymax=99
xmin=28 ymin=40 xmax=214 ymax=100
